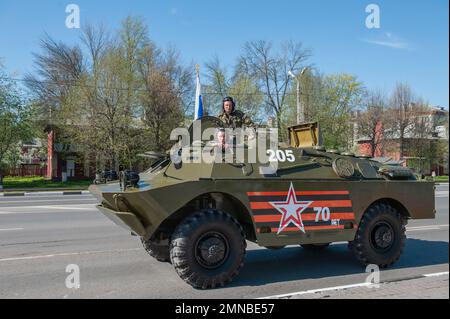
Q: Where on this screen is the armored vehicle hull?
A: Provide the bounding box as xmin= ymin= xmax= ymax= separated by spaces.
xmin=90 ymin=119 xmax=435 ymax=289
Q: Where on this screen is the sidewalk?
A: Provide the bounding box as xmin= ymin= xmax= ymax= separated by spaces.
xmin=290 ymin=274 xmax=449 ymax=299
xmin=0 ymin=190 xmax=91 ymax=197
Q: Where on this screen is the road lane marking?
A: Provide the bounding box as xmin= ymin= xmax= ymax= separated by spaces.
xmin=0 ymin=248 xmax=141 ymax=262
xmin=407 ymin=227 xmax=441 ymax=232
xmin=0 ymin=204 xmax=98 ymax=214
xmin=32 ymin=205 xmax=97 ymax=211
xmin=259 ymin=282 xmax=374 ymax=299
xmin=259 ymin=271 xmax=449 ymax=299
xmin=423 ymin=271 xmax=449 ymax=277
xmin=0 ymin=228 xmax=24 ymax=232
xmin=407 ymin=224 xmax=449 ymax=232
xmin=0 ymin=210 xmax=95 ymax=215
xmin=0 ymin=198 xmax=96 ymax=204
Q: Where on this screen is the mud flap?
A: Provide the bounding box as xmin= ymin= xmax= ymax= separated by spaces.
xmin=96 ymin=205 xmax=146 ymax=236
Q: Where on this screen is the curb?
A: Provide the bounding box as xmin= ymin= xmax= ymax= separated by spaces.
xmin=0 ymin=191 xmax=91 ymax=197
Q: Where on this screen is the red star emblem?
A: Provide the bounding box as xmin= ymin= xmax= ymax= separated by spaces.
xmin=270 ymin=183 xmax=313 ymax=234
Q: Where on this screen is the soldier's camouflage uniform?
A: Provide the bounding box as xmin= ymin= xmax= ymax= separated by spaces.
xmin=218 ymin=110 xmax=255 ymax=129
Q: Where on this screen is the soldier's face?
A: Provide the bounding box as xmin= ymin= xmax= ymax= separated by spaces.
xmin=217 ymin=131 xmax=226 ymax=145
xmin=224 ymin=101 xmax=233 ymax=114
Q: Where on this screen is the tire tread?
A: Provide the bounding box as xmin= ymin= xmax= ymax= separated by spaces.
xmin=170 ymin=209 xmax=246 ymax=289
xmin=351 ymin=203 xmax=406 ymax=268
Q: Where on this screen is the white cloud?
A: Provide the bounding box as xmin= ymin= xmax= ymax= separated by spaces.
xmin=363 ymin=32 xmax=411 ymax=50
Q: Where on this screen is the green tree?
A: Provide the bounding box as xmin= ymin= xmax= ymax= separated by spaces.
xmin=228 ymin=74 xmax=264 ymax=123
xmin=0 ymin=65 xmax=33 ymax=187
xmin=24 ymin=34 xmax=84 ymax=125
xmin=283 ymin=68 xmax=324 ymax=128
xmin=27 ymin=17 xmax=191 ymax=173
xmin=203 ymin=56 xmax=264 ymax=122
xmin=285 ymin=72 xmax=364 ymax=149
xmin=389 ymin=82 xmax=416 ymax=159
xmin=238 ymin=40 xmax=311 ymax=139
xmin=137 ymin=44 xmax=186 ymax=151
xmin=355 ymin=89 xmax=390 ymax=157
xmin=406 ymin=101 xmax=441 ymax=175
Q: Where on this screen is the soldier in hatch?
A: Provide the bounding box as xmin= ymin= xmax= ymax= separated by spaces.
xmin=206 ymin=128 xmax=234 ymax=163
xmin=218 ymin=96 xmax=255 ymax=129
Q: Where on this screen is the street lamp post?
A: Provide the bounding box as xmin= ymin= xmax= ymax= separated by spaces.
xmin=289 ymin=68 xmax=308 ymax=124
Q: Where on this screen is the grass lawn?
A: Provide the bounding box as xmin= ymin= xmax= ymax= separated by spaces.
xmin=2 ymin=176 xmax=92 ymax=190
xmin=435 ymin=176 xmax=449 ymax=182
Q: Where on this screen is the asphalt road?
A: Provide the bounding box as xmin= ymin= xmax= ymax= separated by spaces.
xmin=0 ymin=184 xmax=448 ymax=299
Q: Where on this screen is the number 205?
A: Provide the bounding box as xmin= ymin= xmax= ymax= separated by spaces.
xmin=267 ymin=150 xmax=295 ymax=162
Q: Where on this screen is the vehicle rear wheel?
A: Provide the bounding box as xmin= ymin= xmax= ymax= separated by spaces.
xmin=351 ymin=202 xmax=406 ymax=268
xmin=141 ymin=237 xmax=170 ymax=263
xmin=301 ymin=243 xmax=330 ymax=251
xmin=170 ymin=209 xmax=246 ymax=289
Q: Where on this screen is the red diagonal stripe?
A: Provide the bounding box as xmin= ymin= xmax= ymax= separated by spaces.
xmin=250 ymin=200 xmax=353 ymax=210
xmin=265 ymin=225 xmax=345 ymax=232
xmin=247 ymin=191 xmax=350 ymax=196
xmin=254 ymin=213 xmax=355 ymax=223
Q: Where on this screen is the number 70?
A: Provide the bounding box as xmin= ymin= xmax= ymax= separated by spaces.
xmin=314 ymin=207 xmax=331 ymax=222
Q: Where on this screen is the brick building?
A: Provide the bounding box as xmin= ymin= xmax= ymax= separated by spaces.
xmin=355 ymin=106 xmax=449 ymax=175
xmin=45 ymin=125 xmax=93 ymax=180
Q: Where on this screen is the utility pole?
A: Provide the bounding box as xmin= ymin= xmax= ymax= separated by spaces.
xmin=296 ymin=79 xmax=302 ymax=124
xmin=289 ymin=67 xmax=308 ymax=124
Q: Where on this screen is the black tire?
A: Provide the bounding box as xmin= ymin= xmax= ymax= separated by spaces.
xmin=170 ymin=209 xmax=246 ymax=289
xmin=141 ymin=237 xmax=170 ymax=263
xmin=301 ymin=243 xmax=330 ymax=251
xmin=351 ymin=202 xmax=406 ymax=268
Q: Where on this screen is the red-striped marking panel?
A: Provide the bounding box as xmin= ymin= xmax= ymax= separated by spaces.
xmin=247 ymin=183 xmax=355 ymax=234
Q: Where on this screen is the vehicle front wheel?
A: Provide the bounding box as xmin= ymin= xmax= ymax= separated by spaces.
xmin=170 ymin=209 xmax=246 ymax=289
xmin=351 ymin=202 xmax=406 ymax=268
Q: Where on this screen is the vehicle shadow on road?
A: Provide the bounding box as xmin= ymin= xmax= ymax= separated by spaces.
xmin=232 ymin=239 xmax=449 ymax=287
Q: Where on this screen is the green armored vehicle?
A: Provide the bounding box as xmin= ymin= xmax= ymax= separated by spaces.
xmin=89 ymin=118 xmax=435 ymax=289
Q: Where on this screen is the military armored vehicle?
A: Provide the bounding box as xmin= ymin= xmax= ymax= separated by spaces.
xmin=89 ymin=117 xmax=435 ymax=289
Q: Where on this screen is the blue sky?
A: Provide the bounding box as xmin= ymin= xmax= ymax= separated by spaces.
xmin=0 ymin=0 xmax=448 ymax=107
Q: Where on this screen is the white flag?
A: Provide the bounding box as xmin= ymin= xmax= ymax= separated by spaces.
xmin=194 ymin=70 xmax=203 ymax=120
